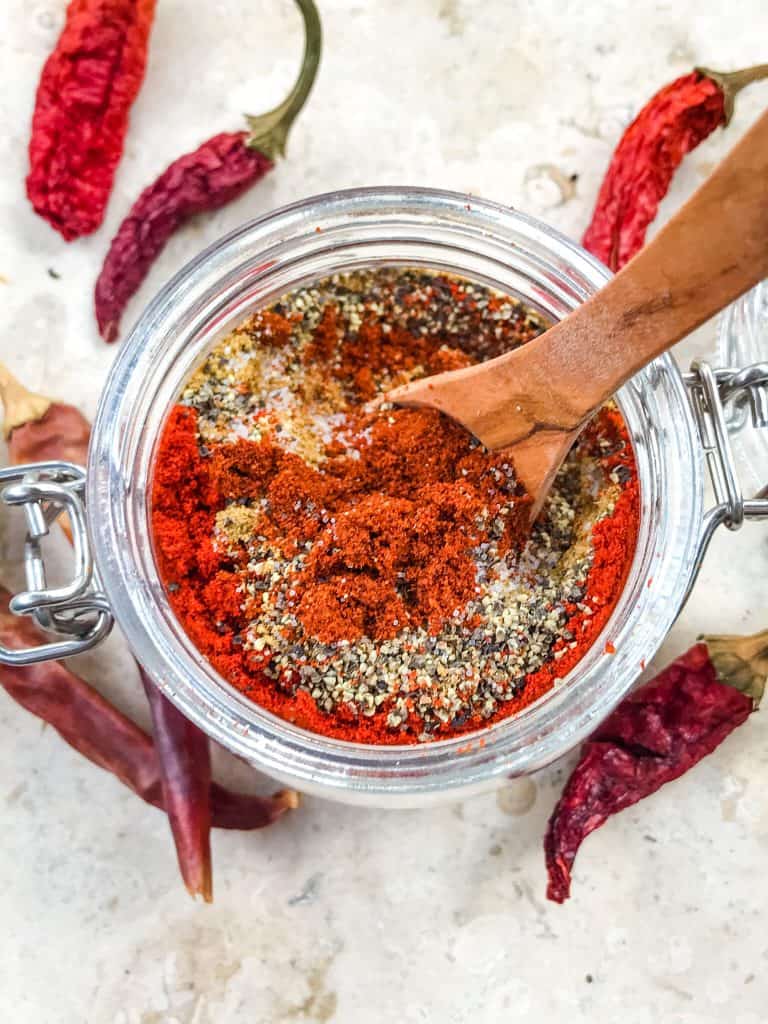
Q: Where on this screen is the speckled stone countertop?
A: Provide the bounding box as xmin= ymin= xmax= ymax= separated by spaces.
xmin=1 ymin=2 xmax=767 ymax=1021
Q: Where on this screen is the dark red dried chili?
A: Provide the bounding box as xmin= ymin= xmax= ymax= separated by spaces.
xmin=94 ymin=0 xmax=322 ymax=342
xmin=0 ymin=364 xmax=296 ymax=898
xmin=94 ymin=134 xmax=273 ymax=342
xmin=0 ymin=364 xmax=213 ymax=895
xmin=208 ymin=782 xmax=298 ymax=829
xmin=582 ymin=64 xmax=768 ymax=270
xmin=141 ymin=668 xmax=213 ymax=901
xmin=544 ymin=632 xmax=767 ymax=903
xmin=27 ymin=0 xmax=157 ymax=241
xmin=0 ymin=590 xmax=164 ymax=805
xmin=0 ymin=589 xmax=296 ymax=829
xmin=0 ymin=360 xmax=89 ymax=544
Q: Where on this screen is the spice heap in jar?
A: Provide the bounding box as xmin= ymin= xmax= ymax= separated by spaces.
xmin=152 ymin=269 xmax=639 ymax=744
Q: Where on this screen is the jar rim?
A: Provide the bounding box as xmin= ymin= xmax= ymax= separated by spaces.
xmin=718 ymin=279 xmax=768 ymax=494
xmin=89 ymin=187 xmax=704 ymax=805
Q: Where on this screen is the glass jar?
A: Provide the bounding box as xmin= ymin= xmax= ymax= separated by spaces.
xmin=2 ymin=188 xmax=766 ymax=807
xmin=718 ymin=281 xmax=768 ymax=495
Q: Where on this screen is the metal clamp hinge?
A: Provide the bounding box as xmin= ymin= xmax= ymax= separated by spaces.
xmin=680 ymin=360 xmax=768 ymax=609
xmin=0 ymin=462 xmax=113 ymax=666
xmin=684 ymin=360 xmax=768 ymax=531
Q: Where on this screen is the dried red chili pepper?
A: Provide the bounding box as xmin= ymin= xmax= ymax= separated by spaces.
xmin=0 ymin=588 xmax=297 ymax=828
xmin=582 ymin=64 xmax=768 ymax=270
xmin=94 ymin=0 xmax=321 ymax=342
xmin=26 ymin=0 xmax=157 ymax=241
xmin=140 ymin=668 xmax=212 ymax=901
xmin=209 ymin=782 xmax=298 ymax=829
xmin=0 ymin=590 xmax=164 ymax=805
xmin=0 ymin=364 xmax=210 ymax=893
xmin=0 ymin=363 xmax=296 ymax=897
xmin=544 ymin=632 xmax=767 ymax=903
xmin=94 ymin=133 xmax=273 ymax=342
xmin=0 ymin=361 xmax=89 ymax=544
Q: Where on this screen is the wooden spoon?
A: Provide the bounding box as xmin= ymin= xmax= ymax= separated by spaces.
xmin=387 ymin=108 xmax=768 ymax=518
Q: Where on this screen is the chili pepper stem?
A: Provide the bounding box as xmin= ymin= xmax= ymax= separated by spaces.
xmin=703 ymin=629 xmax=768 ymax=706
xmin=276 ymin=789 xmax=301 ymax=810
xmin=244 ymin=0 xmax=322 ymax=158
xmin=0 ymin=362 xmax=51 ymax=440
xmin=696 ymin=64 xmax=768 ymax=124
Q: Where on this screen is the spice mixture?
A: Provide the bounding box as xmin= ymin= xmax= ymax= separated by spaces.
xmin=152 ymin=269 xmax=639 ymax=744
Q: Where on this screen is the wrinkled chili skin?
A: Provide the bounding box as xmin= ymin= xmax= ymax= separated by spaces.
xmin=1 ymin=368 xmax=220 ymax=895
xmin=8 ymin=404 xmax=90 ymax=467
xmin=0 ymin=368 xmax=293 ymax=885
xmin=27 ymin=0 xmax=157 ymax=241
xmin=5 ymin=400 xmax=90 ymax=544
xmin=544 ymin=642 xmax=753 ymax=903
xmin=582 ymin=72 xmax=725 ymax=270
xmin=141 ymin=669 xmax=213 ymax=901
xmin=0 ymin=588 xmax=164 ymax=805
xmin=94 ymin=132 xmax=273 ymax=341
xmin=0 ymin=587 xmax=294 ymax=829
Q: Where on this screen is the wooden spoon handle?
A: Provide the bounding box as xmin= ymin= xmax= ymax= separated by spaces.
xmin=530 ymin=105 xmax=768 ymax=423
xmin=389 ymin=108 xmax=768 ymax=450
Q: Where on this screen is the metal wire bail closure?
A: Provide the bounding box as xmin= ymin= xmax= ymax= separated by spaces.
xmin=0 ymin=461 xmax=113 ymax=665
xmin=683 ymin=359 xmax=768 ymax=602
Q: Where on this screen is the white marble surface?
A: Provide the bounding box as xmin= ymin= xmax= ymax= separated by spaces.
xmin=1 ymin=1 xmax=767 ymax=1021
